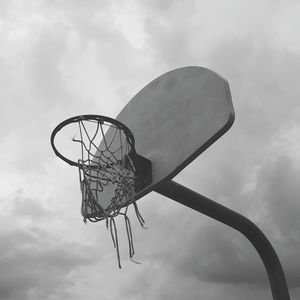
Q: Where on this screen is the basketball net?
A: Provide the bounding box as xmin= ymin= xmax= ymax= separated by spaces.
xmin=73 ymin=118 xmax=145 ymax=268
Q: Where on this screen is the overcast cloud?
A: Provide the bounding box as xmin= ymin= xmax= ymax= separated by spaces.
xmin=0 ymin=0 xmax=300 ymax=299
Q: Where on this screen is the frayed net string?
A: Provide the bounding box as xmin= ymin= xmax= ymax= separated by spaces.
xmin=109 ymin=217 xmax=121 ymax=269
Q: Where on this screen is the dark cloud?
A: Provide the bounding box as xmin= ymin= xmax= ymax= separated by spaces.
xmin=254 ymin=156 xmax=300 ymax=288
xmin=0 ymin=192 xmax=95 ymax=299
xmin=0 ymin=188 xmax=116 ymax=300
xmin=0 ymin=226 xmax=96 ymax=300
xmin=257 ymin=156 xmax=300 ymax=240
xmin=174 ymin=223 xmax=268 ymax=285
xmin=135 ymin=206 xmax=269 ymax=286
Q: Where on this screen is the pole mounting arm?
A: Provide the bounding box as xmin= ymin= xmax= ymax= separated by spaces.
xmin=155 ymin=180 xmax=290 ymax=300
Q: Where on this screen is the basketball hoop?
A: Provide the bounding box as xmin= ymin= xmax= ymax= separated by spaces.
xmin=51 ymin=115 xmax=152 ymax=268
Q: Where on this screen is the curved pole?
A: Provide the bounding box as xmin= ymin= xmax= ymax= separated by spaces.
xmin=155 ymin=180 xmax=290 ymax=300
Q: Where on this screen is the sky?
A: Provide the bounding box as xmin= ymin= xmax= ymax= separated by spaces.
xmin=0 ymin=0 xmax=300 ymax=299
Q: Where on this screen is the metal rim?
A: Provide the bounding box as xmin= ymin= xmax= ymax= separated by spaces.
xmin=50 ymin=114 xmax=136 ymax=167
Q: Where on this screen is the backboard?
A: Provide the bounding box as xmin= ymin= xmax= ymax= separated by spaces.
xmin=94 ymin=66 xmax=234 ymax=201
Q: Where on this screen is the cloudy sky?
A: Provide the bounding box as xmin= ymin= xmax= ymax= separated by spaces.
xmin=1 ymin=0 xmax=300 ymax=299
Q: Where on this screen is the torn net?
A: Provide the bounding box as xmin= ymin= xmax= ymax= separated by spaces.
xmin=73 ymin=118 xmax=145 ymax=268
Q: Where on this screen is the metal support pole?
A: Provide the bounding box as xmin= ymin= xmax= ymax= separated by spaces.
xmin=155 ymin=180 xmax=290 ymax=300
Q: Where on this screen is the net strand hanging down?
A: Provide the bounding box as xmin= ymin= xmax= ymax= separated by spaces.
xmin=73 ymin=118 xmax=145 ymax=268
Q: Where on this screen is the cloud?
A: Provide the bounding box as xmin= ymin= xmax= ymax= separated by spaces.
xmin=1 ymin=0 xmax=300 ymax=299
xmin=120 ymin=263 xmax=271 ymax=300
xmin=254 ymin=156 xmax=300 ymax=288
xmin=174 ymin=223 xmax=268 ymax=285
xmin=3 ymin=190 xmax=53 ymax=220
xmin=0 ymin=191 xmax=102 ymax=300
xmin=0 ymin=226 xmax=96 ymax=300
xmin=133 ymin=206 xmax=269 ymax=287
xmin=142 ymin=0 xmax=197 ymax=68
xmin=257 ymin=156 xmax=300 ymax=240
